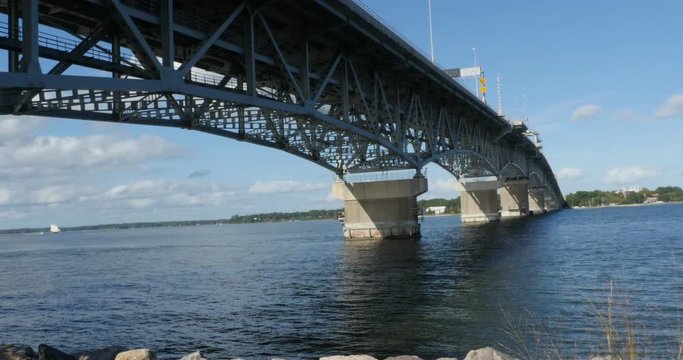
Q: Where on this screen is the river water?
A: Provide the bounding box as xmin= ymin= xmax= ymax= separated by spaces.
xmin=1 ymin=204 xmax=682 ymax=359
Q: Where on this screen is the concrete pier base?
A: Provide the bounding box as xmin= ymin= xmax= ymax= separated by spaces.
xmin=528 ymin=187 xmax=546 ymax=215
xmin=332 ymin=176 xmax=428 ymax=240
xmin=500 ymin=179 xmax=529 ymax=218
xmin=545 ymin=193 xmax=560 ymax=212
xmin=456 ymin=179 xmax=501 ymax=223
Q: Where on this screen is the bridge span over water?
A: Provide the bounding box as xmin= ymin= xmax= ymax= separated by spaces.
xmin=0 ymin=0 xmax=566 ymax=239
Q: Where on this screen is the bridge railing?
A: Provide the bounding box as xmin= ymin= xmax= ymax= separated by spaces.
xmin=0 ymin=17 xmax=299 ymax=101
xmin=351 ymin=0 xmax=442 ymax=69
xmin=1 ymin=1 xmax=453 ymax=99
xmin=106 ymin=0 xmax=437 ymax=70
xmin=0 ymin=19 xmax=145 ymax=69
xmin=341 ymin=169 xmax=418 ymax=184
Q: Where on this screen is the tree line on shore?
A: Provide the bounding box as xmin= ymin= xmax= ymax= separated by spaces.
xmin=565 ymin=186 xmax=683 ymax=207
xmin=227 ymin=209 xmax=341 ymax=223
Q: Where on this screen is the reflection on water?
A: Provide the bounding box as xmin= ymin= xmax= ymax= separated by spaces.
xmin=335 ymin=217 xmax=582 ymax=357
xmin=0 ymin=205 xmax=682 ymax=359
xmin=340 ymin=239 xmax=425 ymax=355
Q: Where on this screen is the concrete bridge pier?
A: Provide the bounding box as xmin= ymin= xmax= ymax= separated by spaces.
xmin=528 ymin=186 xmax=546 ymax=215
xmin=332 ymin=175 xmax=428 ymax=240
xmin=500 ymin=178 xmax=530 ymax=218
xmin=545 ymin=192 xmax=561 ymax=212
xmin=456 ymin=179 xmax=501 ymax=223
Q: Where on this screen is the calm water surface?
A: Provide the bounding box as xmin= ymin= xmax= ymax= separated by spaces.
xmin=1 ymin=204 xmax=682 ymax=359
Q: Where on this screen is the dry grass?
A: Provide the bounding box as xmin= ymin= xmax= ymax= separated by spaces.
xmin=594 ymin=280 xmax=640 ymax=360
xmin=502 ymin=253 xmax=683 ymax=359
xmin=501 ymin=278 xmax=683 ymax=360
xmin=500 ymin=309 xmax=567 ymax=360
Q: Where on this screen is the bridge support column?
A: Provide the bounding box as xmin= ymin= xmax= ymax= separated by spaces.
xmin=456 ymin=179 xmax=501 ymax=223
xmin=332 ymin=176 xmax=428 ymax=240
xmin=545 ymin=193 xmax=560 ymax=212
xmin=500 ymin=178 xmax=529 ymax=218
xmin=528 ymin=187 xmax=546 ymax=215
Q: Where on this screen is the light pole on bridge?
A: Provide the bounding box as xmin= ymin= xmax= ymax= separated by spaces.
xmin=473 ymin=47 xmax=479 ymax=98
xmin=428 ymin=0 xmax=435 ymax=63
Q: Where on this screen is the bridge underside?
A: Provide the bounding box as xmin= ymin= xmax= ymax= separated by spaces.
xmin=0 ymin=0 xmax=566 ymax=237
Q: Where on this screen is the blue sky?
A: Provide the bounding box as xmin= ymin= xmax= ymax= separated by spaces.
xmin=1 ymin=0 xmax=682 ymax=228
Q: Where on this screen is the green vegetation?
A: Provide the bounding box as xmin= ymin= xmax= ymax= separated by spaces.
xmin=227 ymin=209 xmax=341 ymax=223
xmin=565 ymin=186 xmax=683 ymax=207
xmin=655 ymin=186 xmax=683 ymax=202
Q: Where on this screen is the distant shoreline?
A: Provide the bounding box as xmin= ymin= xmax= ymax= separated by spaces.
xmin=0 ymin=213 xmax=464 ymax=235
xmin=565 ymin=186 xmax=683 ymax=208
xmin=0 ymin=218 xmax=335 ymax=235
xmin=4 ymin=200 xmax=678 ymax=235
xmin=571 ymin=200 xmax=683 ymax=210
xmin=0 ymin=209 xmax=343 ymax=235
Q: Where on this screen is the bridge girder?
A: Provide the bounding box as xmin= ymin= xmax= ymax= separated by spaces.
xmin=0 ymin=0 xmax=565 ymax=204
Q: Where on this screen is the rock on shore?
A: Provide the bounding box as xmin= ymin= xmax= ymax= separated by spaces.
xmin=114 ymin=350 xmax=156 ymax=360
xmin=73 ymin=346 xmax=129 ymax=360
xmin=0 ymin=345 xmax=152 ymax=360
xmin=1 ymin=345 xmax=37 ymax=360
xmin=462 ymin=348 xmax=514 ymax=360
xmin=0 ymin=344 xmax=521 ymax=360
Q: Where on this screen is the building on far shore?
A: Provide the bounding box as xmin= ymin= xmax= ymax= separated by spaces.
xmin=425 ymin=206 xmax=447 ymax=215
xmin=644 ymin=194 xmax=659 ymax=204
xmin=618 ymin=185 xmax=641 ymax=197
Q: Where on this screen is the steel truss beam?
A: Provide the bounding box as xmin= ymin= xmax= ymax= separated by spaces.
xmin=0 ymin=0 xmax=564 ymax=204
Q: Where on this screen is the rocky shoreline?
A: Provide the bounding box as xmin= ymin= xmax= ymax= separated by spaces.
xmin=1 ymin=344 xmax=519 ymax=360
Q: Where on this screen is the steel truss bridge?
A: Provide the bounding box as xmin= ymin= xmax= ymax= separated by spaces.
xmin=0 ymin=0 xmax=564 ymax=202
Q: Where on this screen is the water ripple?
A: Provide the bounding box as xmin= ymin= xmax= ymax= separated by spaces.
xmin=1 ymin=205 xmax=682 ymax=358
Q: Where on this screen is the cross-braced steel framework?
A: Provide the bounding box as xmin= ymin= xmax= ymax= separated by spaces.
xmin=0 ymin=0 xmax=564 ymax=204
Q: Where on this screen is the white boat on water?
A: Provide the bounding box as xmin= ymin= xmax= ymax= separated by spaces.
xmin=49 ymin=224 xmax=61 ymax=233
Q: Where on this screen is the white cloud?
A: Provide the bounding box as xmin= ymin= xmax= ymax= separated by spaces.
xmin=654 ymin=94 xmax=683 ymax=118
xmin=0 ymin=181 xmax=95 ymax=208
xmin=124 ymin=198 xmax=157 ymax=208
xmin=0 ymin=134 xmax=184 ymax=178
xmin=0 ymin=115 xmax=44 ymax=141
xmin=556 ymin=167 xmax=584 ymax=180
xmin=0 ymin=188 xmax=11 ymax=205
xmin=604 ymin=166 xmax=657 ymax=185
xmin=103 ymin=179 xmax=237 ymax=208
xmin=0 ymin=177 xmax=236 ymax=215
xmin=105 ymin=179 xmax=160 ymax=198
xmin=248 ymin=180 xmax=328 ymax=194
xmin=0 ymin=121 xmax=239 ymax=226
xmin=30 ymin=185 xmax=76 ymax=205
xmin=429 ymin=178 xmax=458 ymax=193
xmin=417 ymin=178 xmax=459 ymax=201
xmin=570 ymin=104 xmax=601 ymax=121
